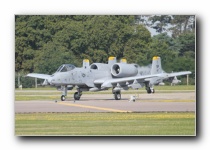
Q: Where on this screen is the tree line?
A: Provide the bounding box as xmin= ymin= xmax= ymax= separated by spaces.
xmin=15 ymin=15 xmax=195 ymax=87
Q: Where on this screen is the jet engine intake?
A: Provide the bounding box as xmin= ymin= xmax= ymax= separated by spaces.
xmin=111 ymin=63 xmax=138 ymax=78
xmin=90 ymin=63 xmax=109 ymax=70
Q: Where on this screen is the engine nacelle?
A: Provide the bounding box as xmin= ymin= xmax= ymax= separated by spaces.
xmin=90 ymin=63 xmax=109 ymax=70
xmin=111 ymin=63 xmax=138 ymax=78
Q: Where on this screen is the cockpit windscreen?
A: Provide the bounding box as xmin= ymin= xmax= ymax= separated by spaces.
xmin=56 ymin=64 xmax=75 ymax=72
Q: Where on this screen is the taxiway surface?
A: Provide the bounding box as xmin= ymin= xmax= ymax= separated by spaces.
xmin=15 ymin=92 xmax=196 ymax=113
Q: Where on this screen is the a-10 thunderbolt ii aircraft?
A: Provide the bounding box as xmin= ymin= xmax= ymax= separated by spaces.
xmin=26 ymin=56 xmax=191 ymax=101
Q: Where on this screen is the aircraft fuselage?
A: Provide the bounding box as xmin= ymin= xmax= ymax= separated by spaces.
xmin=50 ymin=68 xmax=111 ymax=87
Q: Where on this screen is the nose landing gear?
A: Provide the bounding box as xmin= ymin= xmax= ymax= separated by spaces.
xmin=61 ymin=95 xmax=66 ymax=101
xmin=61 ymin=85 xmax=67 ymax=101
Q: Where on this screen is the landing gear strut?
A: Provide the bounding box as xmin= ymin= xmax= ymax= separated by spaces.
xmin=60 ymin=86 xmax=83 ymax=101
xmin=61 ymin=85 xmax=67 ymax=101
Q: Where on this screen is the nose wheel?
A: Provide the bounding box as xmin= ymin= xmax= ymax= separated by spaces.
xmin=61 ymin=95 xmax=66 ymax=101
xmin=60 ymin=85 xmax=68 ymax=101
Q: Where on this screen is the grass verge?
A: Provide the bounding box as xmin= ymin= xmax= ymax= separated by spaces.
xmin=15 ymin=112 xmax=195 ymax=136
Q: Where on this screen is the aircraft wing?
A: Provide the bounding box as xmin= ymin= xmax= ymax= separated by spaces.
xmin=161 ymin=71 xmax=192 ymax=79
xmin=26 ymin=73 xmax=51 ymax=80
xmin=97 ymin=74 xmax=160 ymax=88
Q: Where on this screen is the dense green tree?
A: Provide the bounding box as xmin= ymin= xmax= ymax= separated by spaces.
xmin=34 ymin=41 xmax=79 ymax=74
xmin=148 ymin=15 xmax=172 ymax=33
xmin=177 ymin=32 xmax=195 ymax=57
xmin=123 ymin=24 xmax=151 ymax=65
xmin=84 ymin=15 xmax=135 ymax=60
xmin=148 ymin=34 xmax=179 ymax=70
xmin=147 ymin=31 xmax=195 ymax=73
xmin=169 ymin=15 xmax=195 ymax=38
xmin=140 ymin=15 xmax=195 ymax=38
xmin=15 ymin=15 xmax=195 ymax=86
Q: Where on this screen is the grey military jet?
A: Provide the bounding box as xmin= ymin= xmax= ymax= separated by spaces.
xmin=26 ymin=56 xmax=191 ymax=101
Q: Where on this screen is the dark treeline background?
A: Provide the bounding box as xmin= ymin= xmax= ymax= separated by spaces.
xmin=15 ymin=15 xmax=195 ymax=88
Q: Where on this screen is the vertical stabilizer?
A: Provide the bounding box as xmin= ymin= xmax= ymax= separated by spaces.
xmin=151 ymin=56 xmax=162 ymax=74
xmin=108 ymin=56 xmax=117 ymax=65
xmin=120 ymin=58 xmax=127 ymax=64
xmin=83 ymin=59 xmax=90 ymax=69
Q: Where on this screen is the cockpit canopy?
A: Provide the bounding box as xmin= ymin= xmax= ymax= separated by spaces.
xmin=56 ymin=64 xmax=75 ymax=72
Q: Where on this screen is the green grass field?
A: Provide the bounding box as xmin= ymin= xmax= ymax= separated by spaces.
xmin=15 ymin=112 xmax=195 ymax=136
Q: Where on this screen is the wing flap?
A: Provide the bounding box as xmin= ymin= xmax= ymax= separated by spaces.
xmin=95 ymin=71 xmax=191 ymax=89
xmin=100 ymin=74 xmax=160 ymax=88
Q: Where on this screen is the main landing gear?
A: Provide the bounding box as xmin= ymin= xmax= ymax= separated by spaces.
xmin=145 ymin=82 xmax=155 ymax=94
xmin=74 ymin=91 xmax=82 ymax=100
xmin=60 ymin=86 xmax=83 ymax=101
xmin=146 ymin=87 xmax=155 ymax=94
xmin=113 ymin=91 xmax=121 ymax=100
